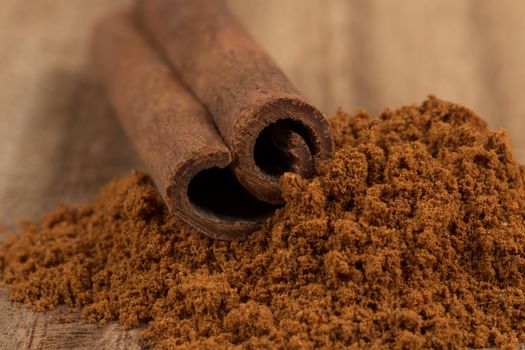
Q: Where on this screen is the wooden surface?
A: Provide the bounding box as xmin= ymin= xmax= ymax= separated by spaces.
xmin=0 ymin=1 xmax=524 ymax=348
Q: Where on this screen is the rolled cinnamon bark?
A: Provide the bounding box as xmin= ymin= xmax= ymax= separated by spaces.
xmin=137 ymin=0 xmax=334 ymax=204
xmin=93 ymin=14 xmax=275 ymax=240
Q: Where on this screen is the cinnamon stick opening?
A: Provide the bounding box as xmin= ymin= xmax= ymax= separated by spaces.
xmin=187 ymin=167 xmax=274 ymax=222
xmin=254 ymin=120 xmax=314 ymax=178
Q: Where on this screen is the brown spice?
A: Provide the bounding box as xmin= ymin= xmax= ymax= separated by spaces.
xmin=2 ymin=97 xmax=525 ymax=349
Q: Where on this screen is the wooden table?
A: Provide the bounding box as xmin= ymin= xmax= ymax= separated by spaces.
xmin=1 ymin=1 xmax=524 ymax=348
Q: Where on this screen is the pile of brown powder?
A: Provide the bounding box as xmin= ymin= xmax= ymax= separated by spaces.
xmin=2 ymin=97 xmax=525 ymax=349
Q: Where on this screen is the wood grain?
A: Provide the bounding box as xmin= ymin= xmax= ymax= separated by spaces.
xmin=0 ymin=290 xmax=145 ymax=350
xmin=0 ymin=0 xmax=524 ymax=348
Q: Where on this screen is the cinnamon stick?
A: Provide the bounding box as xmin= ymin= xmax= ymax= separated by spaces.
xmin=137 ymin=0 xmax=334 ymax=204
xmin=93 ymin=2 xmax=334 ymax=240
xmin=93 ymin=14 xmax=275 ymax=240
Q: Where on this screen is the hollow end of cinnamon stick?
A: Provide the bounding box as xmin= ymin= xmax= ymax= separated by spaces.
xmin=168 ymin=154 xmax=275 ymax=240
xmin=230 ymin=97 xmax=333 ymax=204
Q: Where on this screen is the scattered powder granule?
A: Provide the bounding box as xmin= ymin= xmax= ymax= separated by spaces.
xmin=1 ymin=96 xmax=525 ymax=349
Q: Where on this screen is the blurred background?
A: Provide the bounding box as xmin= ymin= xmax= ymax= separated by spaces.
xmin=1 ymin=0 xmax=524 ymax=227
xmin=1 ymin=1 xmax=524 ymax=348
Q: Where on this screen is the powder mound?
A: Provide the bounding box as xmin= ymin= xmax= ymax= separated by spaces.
xmin=2 ymin=96 xmax=525 ymax=349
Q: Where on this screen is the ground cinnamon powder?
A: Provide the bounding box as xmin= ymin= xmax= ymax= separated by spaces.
xmin=2 ymin=97 xmax=525 ymax=349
